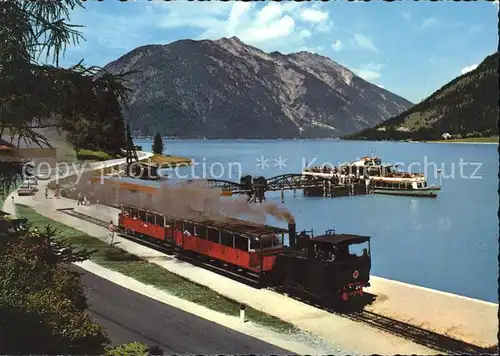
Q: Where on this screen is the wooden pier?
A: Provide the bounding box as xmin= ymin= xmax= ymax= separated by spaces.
xmin=192 ymin=174 xmax=372 ymax=202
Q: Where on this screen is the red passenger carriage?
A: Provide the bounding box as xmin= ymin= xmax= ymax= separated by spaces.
xmin=118 ymin=203 xmax=288 ymax=275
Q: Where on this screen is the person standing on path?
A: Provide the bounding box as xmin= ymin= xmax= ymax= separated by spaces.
xmin=77 ymin=192 xmax=82 ymax=205
xmin=108 ymin=221 xmax=115 ymax=246
xmin=45 ymin=186 xmax=49 ymax=199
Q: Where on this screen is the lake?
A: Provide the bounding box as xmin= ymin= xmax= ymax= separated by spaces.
xmin=133 ymin=139 xmax=498 ymax=303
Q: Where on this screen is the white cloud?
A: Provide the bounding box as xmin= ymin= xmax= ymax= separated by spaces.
xmin=331 ymin=40 xmax=342 ymax=52
xmin=299 ymin=8 xmax=329 ymax=23
xmin=461 ymin=64 xmax=478 ymax=75
xmin=352 ymin=33 xmax=378 ymax=52
xmin=353 ymin=63 xmax=384 ymax=81
xmin=64 ymin=1 xmax=337 ymax=64
xmin=159 ymin=1 xmax=330 ymax=53
xmin=315 ymin=20 xmax=334 ymax=33
xmin=298 ymin=29 xmax=312 ymax=39
xmin=420 ymin=17 xmax=438 ymax=30
xmin=468 ymin=25 xmax=482 ymax=35
xmin=255 ymin=2 xmax=282 ymax=25
xmin=297 ymin=46 xmax=325 ymax=55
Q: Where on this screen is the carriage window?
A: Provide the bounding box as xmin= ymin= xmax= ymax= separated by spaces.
xmin=261 ymin=236 xmax=274 ymax=249
xmin=183 ymin=222 xmax=194 ymax=235
xmin=172 ymin=219 xmax=182 ymax=229
xmin=220 ymin=231 xmax=233 ymax=247
xmin=145 ymin=212 xmax=155 ymax=224
xmin=234 ymin=235 xmax=248 ymax=250
xmin=122 ymin=206 xmax=130 ymax=216
xmin=138 ymin=210 xmax=146 ymax=221
xmin=165 ymin=217 xmax=172 ymax=227
xmin=130 ymin=208 xmax=138 ymax=219
xmin=207 ymin=228 xmax=219 ymax=243
xmin=154 ymin=214 xmax=162 ymax=225
xmin=196 ymin=225 xmax=208 ymax=239
xmin=249 ymin=237 xmax=260 ymax=250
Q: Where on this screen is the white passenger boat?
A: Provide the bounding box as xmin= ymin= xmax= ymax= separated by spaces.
xmin=302 ymin=156 xmax=441 ymax=197
xmin=369 ymin=175 xmax=441 ymax=198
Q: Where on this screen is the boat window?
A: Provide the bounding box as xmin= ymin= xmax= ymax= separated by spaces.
xmin=234 ymin=235 xmax=248 ymax=250
xmin=207 ymin=228 xmax=219 ymax=242
xmin=220 ymin=231 xmax=233 ymax=247
xmin=423 ymin=182 xmax=427 ymax=187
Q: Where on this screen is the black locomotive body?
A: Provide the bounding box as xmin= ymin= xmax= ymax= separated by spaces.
xmin=271 ymin=224 xmax=371 ymax=303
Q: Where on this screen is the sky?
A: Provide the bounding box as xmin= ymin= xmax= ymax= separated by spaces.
xmin=59 ymin=0 xmax=499 ymax=103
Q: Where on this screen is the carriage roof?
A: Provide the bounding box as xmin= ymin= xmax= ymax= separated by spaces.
xmin=310 ymin=233 xmax=370 ymax=245
xmin=188 ymin=216 xmax=289 ymax=237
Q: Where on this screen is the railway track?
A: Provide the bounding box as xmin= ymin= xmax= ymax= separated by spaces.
xmin=57 ymin=208 xmax=495 ymax=355
xmin=343 ymin=310 xmax=492 ymax=355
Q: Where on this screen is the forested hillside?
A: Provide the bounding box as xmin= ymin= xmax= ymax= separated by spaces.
xmin=344 ymin=52 xmax=499 ymax=141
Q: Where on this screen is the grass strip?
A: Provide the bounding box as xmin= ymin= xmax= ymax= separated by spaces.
xmin=15 ymin=204 xmax=297 ymax=333
xmin=433 ymin=136 xmax=499 ymax=143
xmin=146 ymin=154 xmax=192 ymax=167
xmin=77 ymin=149 xmax=119 ymax=161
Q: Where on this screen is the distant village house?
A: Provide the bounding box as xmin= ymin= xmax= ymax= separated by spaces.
xmin=441 ymin=132 xmax=452 ymax=140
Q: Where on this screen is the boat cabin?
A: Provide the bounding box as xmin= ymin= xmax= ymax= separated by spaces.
xmin=371 ymin=178 xmax=428 ymax=190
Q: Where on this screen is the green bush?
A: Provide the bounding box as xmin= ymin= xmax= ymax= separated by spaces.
xmin=106 ymin=342 xmax=149 ymax=356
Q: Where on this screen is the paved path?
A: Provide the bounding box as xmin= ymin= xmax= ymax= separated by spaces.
xmin=74 ymin=265 xmax=291 ymax=354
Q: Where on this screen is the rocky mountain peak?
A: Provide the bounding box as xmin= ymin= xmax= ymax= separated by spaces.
xmin=104 ymin=37 xmax=413 ymax=139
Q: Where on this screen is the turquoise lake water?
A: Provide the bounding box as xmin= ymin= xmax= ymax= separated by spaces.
xmin=132 ymin=139 xmax=499 ymax=303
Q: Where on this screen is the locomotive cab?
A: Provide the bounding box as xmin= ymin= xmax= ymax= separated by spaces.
xmin=273 ymin=226 xmax=371 ymax=303
xmin=307 ymin=230 xmax=371 ymax=301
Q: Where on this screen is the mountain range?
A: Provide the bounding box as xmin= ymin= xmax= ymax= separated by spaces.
xmin=103 ymin=37 xmax=413 ymax=139
xmin=344 ymin=52 xmax=499 ymax=141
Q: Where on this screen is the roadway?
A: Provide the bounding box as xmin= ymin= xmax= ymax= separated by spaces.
xmin=73 ymin=265 xmax=292 ymax=355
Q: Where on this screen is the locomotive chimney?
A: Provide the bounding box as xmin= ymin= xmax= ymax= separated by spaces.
xmin=288 ymin=222 xmax=297 ymax=248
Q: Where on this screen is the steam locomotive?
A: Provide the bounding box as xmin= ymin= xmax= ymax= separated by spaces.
xmin=118 ymin=203 xmax=371 ymax=304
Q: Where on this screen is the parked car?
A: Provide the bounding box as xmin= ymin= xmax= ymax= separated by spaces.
xmin=17 ymin=184 xmax=35 ymax=196
xmin=23 ymin=178 xmax=38 ymax=191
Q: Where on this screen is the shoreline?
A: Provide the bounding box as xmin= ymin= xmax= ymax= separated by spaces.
xmin=428 ymin=141 xmax=498 ymax=145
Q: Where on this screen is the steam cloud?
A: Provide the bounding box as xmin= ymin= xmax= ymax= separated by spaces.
xmin=75 ymin=178 xmax=295 ymax=225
